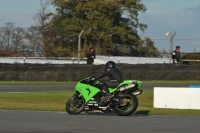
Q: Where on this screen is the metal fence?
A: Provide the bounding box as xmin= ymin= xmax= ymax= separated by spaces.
xmin=1 ymin=56 xmax=199 ymax=65
xmin=151 ymin=39 xmax=200 ymax=53
xmin=1 ymin=40 xmax=200 ymax=65
xmin=0 ymin=57 xmax=87 ymax=64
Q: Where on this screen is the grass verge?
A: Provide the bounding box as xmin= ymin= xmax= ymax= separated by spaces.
xmin=0 ymin=81 xmax=76 ymax=85
xmin=0 ymin=90 xmax=200 ymax=116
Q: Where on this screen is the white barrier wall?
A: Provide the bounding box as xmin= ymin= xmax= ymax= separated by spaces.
xmin=154 ymin=87 xmax=200 ymax=110
xmin=0 ymin=56 xmax=170 ymax=65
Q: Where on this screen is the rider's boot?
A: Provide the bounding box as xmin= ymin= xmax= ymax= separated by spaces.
xmin=100 ymin=84 xmax=113 ymax=101
xmin=101 ymin=92 xmax=113 ymax=101
xmin=101 ymin=93 xmax=109 ymax=101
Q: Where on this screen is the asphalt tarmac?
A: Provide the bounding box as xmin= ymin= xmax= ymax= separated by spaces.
xmin=0 ymin=84 xmax=197 ymax=133
xmin=0 ymin=110 xmax=200 ymax=133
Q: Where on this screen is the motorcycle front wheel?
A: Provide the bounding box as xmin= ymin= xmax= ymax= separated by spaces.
xmin=113 ymin=93 xmax=138 ymax=116
xmin=66 ymin=94 xmax=85 ymax=115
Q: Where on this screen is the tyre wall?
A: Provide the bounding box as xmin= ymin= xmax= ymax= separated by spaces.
xmin=0 ymin=64 xmax=199 ymax=81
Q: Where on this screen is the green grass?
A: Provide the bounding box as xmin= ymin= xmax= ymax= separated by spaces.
xmin=142 ymin=80 xmax=200 ymax=84
xmin=0 ymin=91 xmax=73 ymax=111
xmin=0 ymin=80 xmax=200 ymax=85
xmin=0 ymin=90 xmax=200 ymax=116
xmin=0 ymin=81 xmax=76 ymax=85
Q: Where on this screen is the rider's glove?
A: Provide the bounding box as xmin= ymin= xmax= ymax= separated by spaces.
xmin=173 ymin=59 xmax=177 ymax=63
xmin=91 ymin=78 xmax=95 ymax=81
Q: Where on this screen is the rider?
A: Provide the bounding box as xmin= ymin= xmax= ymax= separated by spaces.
xmin=91 ymin=61 xmax=124 ymax=101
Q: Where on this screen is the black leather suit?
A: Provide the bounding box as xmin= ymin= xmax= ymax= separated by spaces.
xmin=172 ymin=50 xmax=181 ymax=63
xmin=94 ymin=68 xmax=123 ymax=93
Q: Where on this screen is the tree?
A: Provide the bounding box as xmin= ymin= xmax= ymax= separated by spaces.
xmin=50 ymin=0 xmax=155 ymax=56
xmin=0 ymin=27 xmax=6 ymax=50
xmin=0 ymin=23 xmax=26 ymax=56
xmin=158 ymin=49 xmax=169 ymax=58
xmin=34 ymin=0 xmax=53 ymax=56
xmin=26 ymin=26 xmax=43 ymax=57
xmin=2 ymin=22 xmax=15 ymax=50
xmin=12 ymin=27 xmax=26 ymax=56
xmin=137 ymin=37 xmax=159 ymax=57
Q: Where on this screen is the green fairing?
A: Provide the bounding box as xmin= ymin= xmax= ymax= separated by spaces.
xmin=75 ymin=82 xmax=101 ymax=103
xmin=75 ymin=78 xmax=142 ymax=103
xmin=121 ymin=80 xmax=134 ymax=85
xmin=137 ymin=80 xmax=143 ymax=89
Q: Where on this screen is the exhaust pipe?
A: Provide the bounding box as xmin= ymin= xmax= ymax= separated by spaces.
xmin=132 ymin=90 xmax=142 ymax=95
xmin=109 ymin=101 xmax=121 ymax=107
xmin=118 ymin=84 xmax=136 ymax=91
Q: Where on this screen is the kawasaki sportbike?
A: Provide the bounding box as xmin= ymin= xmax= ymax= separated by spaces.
xmin=66 ymin=77 xmax=143 ymax=116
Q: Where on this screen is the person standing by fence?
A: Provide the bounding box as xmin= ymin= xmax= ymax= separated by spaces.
xmin=86 ymin=47 xmax=96 ymax=64
xmin=172 ymin=46 xmax=181 ymax=63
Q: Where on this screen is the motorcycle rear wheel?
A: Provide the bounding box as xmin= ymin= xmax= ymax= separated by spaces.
xmin=113 ymin=93 xmax=138 ymax=116
xmin=66 ymin=94 xmax=85 ymax=115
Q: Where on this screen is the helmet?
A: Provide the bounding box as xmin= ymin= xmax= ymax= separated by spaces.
xmin=176 ymin=46 xmax=180 ymax=49
xmin=105 ymin=61 xmax=116 ymax=71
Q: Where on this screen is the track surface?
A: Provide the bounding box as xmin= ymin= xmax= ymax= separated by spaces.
xmin=0 ymin=84 xmax=197 ymax=133
xmin=0 ymin=110 xmax=200 ymax=133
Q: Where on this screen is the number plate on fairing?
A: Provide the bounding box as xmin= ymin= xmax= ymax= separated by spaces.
xmin=87 ymin=99 xmax=99 ymax=106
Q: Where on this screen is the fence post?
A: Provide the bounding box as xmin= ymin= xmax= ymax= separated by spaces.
xmin=23 ymin=57 xmax=26 ymax=64
xmin=78 ymin=30 xmax=84 ymax=64
xmin=72 ymin=58 xmax=74 ymax=64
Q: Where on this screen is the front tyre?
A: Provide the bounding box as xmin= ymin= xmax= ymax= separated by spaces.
xmin=113 ymin=93 xmax=138 ymax=116
xmin=66 ymin=94 xmax=85 ymax=115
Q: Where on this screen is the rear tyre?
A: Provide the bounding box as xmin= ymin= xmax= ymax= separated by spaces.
xmin=66 ymin=94 xmax=85 ymax=115
xmin=113 ymin=93 xmax=138 ymax=116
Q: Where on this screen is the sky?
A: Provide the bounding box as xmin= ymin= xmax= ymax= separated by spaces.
xmin=139 ymin=0 xmax=200 ymax=53
xmin=0 ymin=0 xmax=200 ymax=53
xmin=0 ymin=0 xmax=43 ymax=27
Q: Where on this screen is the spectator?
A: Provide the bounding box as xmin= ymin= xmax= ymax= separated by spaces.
xmin=86 ymin=47 xmax=96 ymax=64
xmin=172 ymin=46 xmax=181 ymax=63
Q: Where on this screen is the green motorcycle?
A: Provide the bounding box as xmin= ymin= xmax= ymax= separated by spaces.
xmin=66 ymin=77 xmax=143 ymax=116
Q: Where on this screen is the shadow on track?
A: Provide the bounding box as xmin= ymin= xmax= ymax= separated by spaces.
xmin=75 ymin=110 xmax=150 ymax=117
